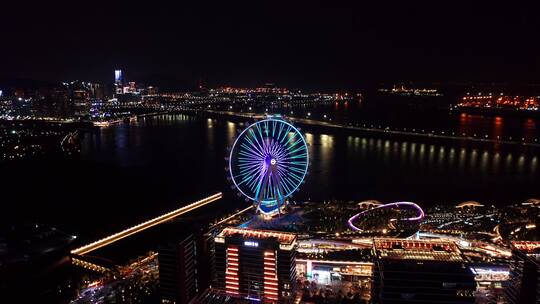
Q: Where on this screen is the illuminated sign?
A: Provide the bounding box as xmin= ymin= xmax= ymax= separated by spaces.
xmin=244 ymin=241 xmax=259 ymax=247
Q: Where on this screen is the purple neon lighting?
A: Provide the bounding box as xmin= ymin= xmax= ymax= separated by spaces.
xmin=347 ymin=201 xmax=425 ymax=231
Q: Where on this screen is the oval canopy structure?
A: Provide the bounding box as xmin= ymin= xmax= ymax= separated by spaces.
xmin=347 ymin=201 xmax=425 ymax=237
xmin=229 ymin=117 xmax=309 ymax=216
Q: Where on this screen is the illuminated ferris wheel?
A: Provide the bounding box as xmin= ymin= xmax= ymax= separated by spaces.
xmin=228 ymin=117 xmax=309 ymax=216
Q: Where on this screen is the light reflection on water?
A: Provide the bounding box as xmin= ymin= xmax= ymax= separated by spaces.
xmin=304 ymin=129 xmax=539 ymax=204
xmin=83 ymin=114 xmax=540 ymax=206
xmin=365 ymin=135 xmax=532 ymax=175
xmin=338 ymin=134 xmax=536 ymax=176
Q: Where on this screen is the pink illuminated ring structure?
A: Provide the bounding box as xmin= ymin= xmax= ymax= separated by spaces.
xmin=347 ymin=201 xmax=425 ymax=231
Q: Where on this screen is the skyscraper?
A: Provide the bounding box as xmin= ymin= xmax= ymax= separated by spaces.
xmin=158 ymin=235 xmax=198 ymax=304
xmin=114 ymin=70 xmax=122 ymax=85
xmin=114 ymin=70 xmax=123 ymax=95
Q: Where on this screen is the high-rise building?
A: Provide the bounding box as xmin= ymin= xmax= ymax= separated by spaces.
xmin=505 ymin=241 xmax=540 ymax=304
xmin=158 ymin=234 xmax=198 ymax=304
xmin=146 ymin=86 xmax=158 ymax=96
xmin=114 ymin=70 xmax=123 ymax=95
xmin=88 ymin=83 xmax=104 ymax=99
xmin=114 ymin=70 xmax=123 ymax=85
xmin=372 ymin=238 xmax=476 ymax=304
xmin=214 ymin=227 xmax=297 ymax=302
xmin=195 ymin=232 xmax=214 ymax=295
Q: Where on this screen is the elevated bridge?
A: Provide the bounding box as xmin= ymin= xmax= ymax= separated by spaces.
xmin=71 ymin=192 xmax=222 ymax=255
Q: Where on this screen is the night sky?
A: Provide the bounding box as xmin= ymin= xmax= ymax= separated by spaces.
xmin=1 ymin=2 xmax=539 ymax=90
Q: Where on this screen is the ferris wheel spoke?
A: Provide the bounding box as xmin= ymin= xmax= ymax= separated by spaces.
xmin=240 ymin=141 xmax=263 ymax=156
xmin=288 ymin=172 xmax=304 ymax=183
xmin=283 ymin=133 xmax=299 ymax=151
xmin=238 ymin=158 xmax=261 ymax=166
xmin=244 ymin=134 xmax=265 ymax=157
xmin=238 ymin=161 xmax=261 ymax=172
xmin=240 ymin=162 xmax=264 ymax=179
xmin=273 ymin=148 xmax=287 ymax=161
xmin=279 ymin=175 xmax=296 ymax=193
xmin=238 ymin=146 xmax=261 ymax=156
xmin=276 ymin=163 xmax=293 ymax=173
xmin=269 ymin=142 xmax=283 ymax=159
xmin=237 ymin=151 xmax=262 ymax=161
xmin=286 ymin=153 xmax=308 ymax=160
xmin=283 ymin=157 xmax=308 ymax=165
xmin=270 ymin=141 xmax=286 ymax=156
xmin=284 ymin=138 xmax=303 ymax=152
xmin=280 ymin=176 xmax=296 ymax=194
xmin=263 ymin=121 xmax=269 ymax=137
xmin=256 ymin=122 xmax=266 ymax=143
xmin=287 ymin=143 xmax=307 ymax=154
xmin=238 ymin=172 xmax=259 ymax=188
xmin=248 ymin=172 xmax=265 ymax=194
xmin=239 ymin=163 xmax=264 ymax=180
xmin=277 ymin=160 xmax=307 ymax=166
xmin=241 ymin=144 xmax=262 ymax=161
xmin=270 ymin=143 xmax=287 ymax=158
xmin=234 ymin=172 xmax=257 ymax=190
xmin=281 ymin=178 xmax=297 ymax=194
xmin=279 ymin=126 xmax=292 ymax=144
xmin=238 ymin=164 xmax=263 ymax=175
xmin=262 ymin=138 xmax=271 ymax=155
xmin=278 ymin=179 xmax=292 ymax=195
xmin=237 ymin=158 xmax=262 ymax=166
xmin=276 ymin=167 xmax=287 ymax=179
xmin=237 ymin=155 xmax=262 ymax=164
xmin=277 ymin=121 xmax=285 ymax=140
xmin=250 ymin=127 xmax=266 ymax=154
xmin=251 ymin=127 xmax=268 ymax=157
xmin=287 ymin=166 xmax=307 ymax=175
xmin=235 ymin=173 xmax=256 ymax=187
xmin=271 ymin=140 xmax=283 ymax=153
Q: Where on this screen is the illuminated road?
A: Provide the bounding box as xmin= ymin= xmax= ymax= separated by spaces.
xmin=71 ymin=257 xmax=113 ymax=274
xmin=71 ymin=192 xmax=222 ymax=255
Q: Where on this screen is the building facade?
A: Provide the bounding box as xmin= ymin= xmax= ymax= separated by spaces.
xmin=372 ymin=238 xmax=476 ymax=304
xmin=214 ymin=227 xmax=297 ymax=302
xmin=505 ymin=241 xmax=540 ymax=304
xmin=158 ymin=234 xmax=198 ymax=304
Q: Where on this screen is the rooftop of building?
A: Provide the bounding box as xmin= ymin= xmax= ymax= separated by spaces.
xmin=373 ymin=238 xmax=465 ymax=262
xmin=297 ymin=248 xmax=373 ymax=263
xmin=511 ymin=241 xmax=540 ymax=253
xmin=456 ymin=201 xmax=485 ymax=208
xmin=217 ymin=227 xmax=297 ymax=245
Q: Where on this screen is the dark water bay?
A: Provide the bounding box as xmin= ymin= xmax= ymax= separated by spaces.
xmin=1 ymin=112 xmax=539 ymax=241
